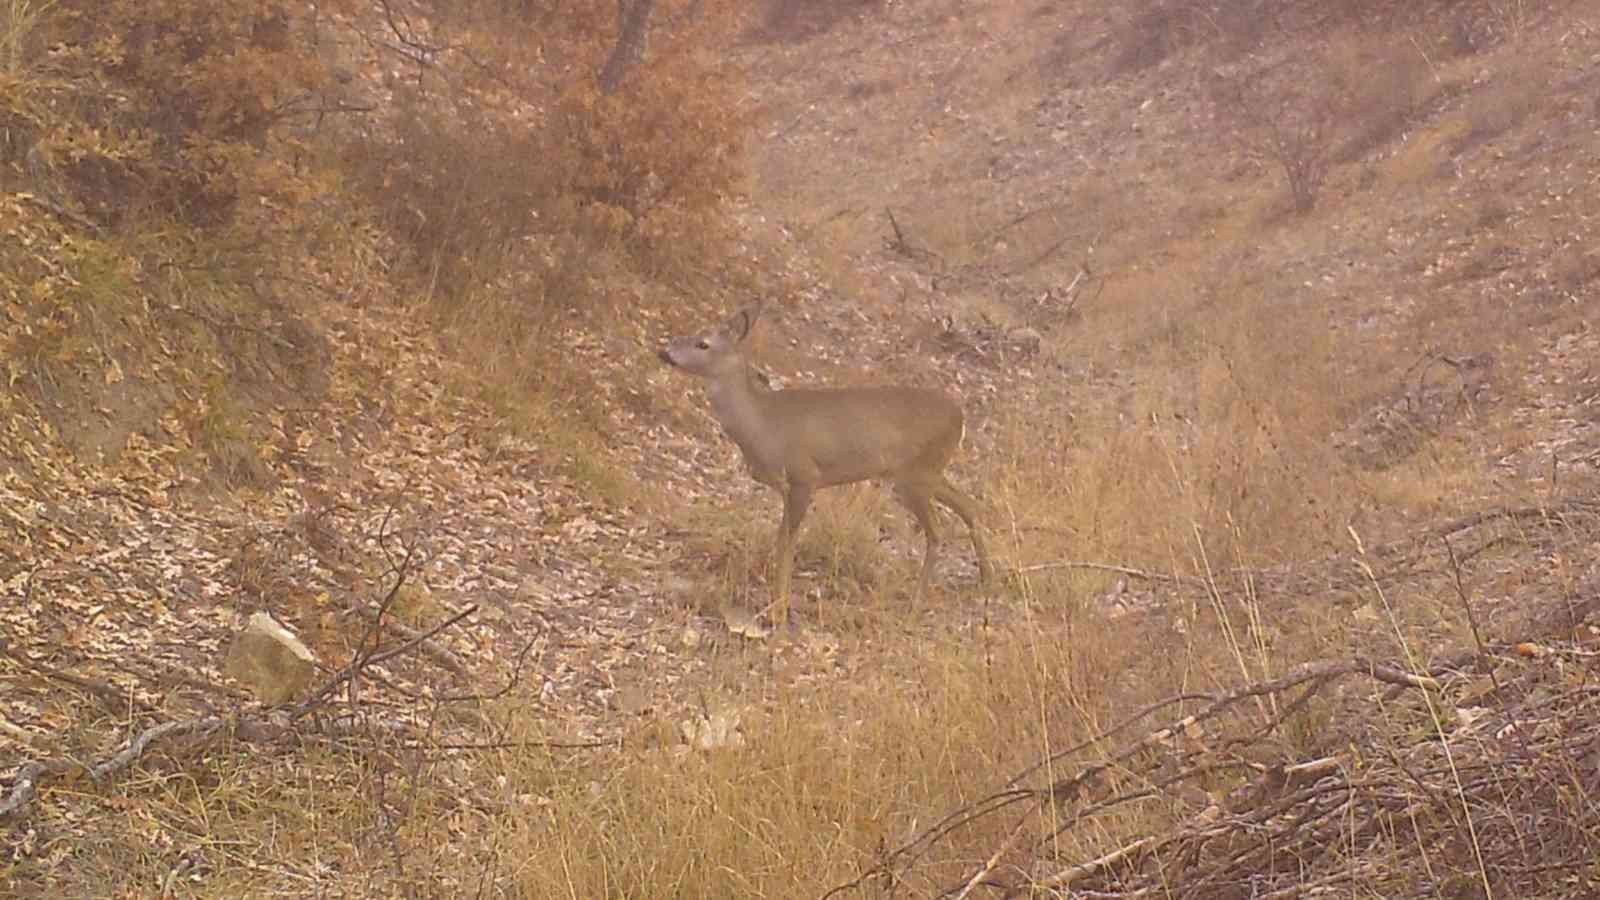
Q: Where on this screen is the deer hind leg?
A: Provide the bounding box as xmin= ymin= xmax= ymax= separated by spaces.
xmin=933 ymin=478 xmax=992 ymax=584
xmin=765 ymin=482 xmax=813 ymax=624
xmin=894 ymin=481 xmax=942 ymax=601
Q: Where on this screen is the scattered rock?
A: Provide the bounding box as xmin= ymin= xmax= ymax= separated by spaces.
xmin=222 ymin=612 xmax=319 ymax=705
xmin=680 ymin=705 xmax=745 ymax=752
xmin=724 ymin=607 xmax=772 ymax=640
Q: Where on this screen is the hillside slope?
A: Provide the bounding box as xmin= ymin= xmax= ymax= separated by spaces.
xmin=4 ymin=1 xmax=1600 ymax=897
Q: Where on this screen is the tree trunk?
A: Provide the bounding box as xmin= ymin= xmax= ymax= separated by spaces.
xmin=597 ymin=0 xmax=653 ymax=95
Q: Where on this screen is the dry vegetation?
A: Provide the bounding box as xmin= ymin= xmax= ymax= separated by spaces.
xmin=4 ymin=0 xmax=1600 ymax=897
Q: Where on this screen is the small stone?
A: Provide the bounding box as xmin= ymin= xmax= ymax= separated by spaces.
xmin=222 ymin=612 xmax=318 ymax=705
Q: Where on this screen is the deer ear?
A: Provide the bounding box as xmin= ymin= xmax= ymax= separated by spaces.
xmin=728 ymin=303 xmax=761 ymax=340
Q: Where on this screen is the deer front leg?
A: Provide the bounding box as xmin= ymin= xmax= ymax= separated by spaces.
xmin=895 ymin=482 xmax=942 ymax=603
xmin=765 ymin=482 xmax=812 ymax=625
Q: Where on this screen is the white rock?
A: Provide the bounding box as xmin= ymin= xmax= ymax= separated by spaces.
xmin=222 ymin=612 xmax=318 ymax=705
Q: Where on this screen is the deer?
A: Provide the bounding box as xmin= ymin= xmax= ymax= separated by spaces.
xmin=658 ymin=302 xmax=992 ymax=623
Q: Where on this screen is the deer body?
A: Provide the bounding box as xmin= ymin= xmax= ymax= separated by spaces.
xmin=660 ymin=304 xmax=992 ymax=623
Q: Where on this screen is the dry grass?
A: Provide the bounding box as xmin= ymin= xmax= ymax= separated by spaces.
xmin=462 ymin=509 xmax=1600 ymax=898
xmin=1001 ymin=279 xmax=1373 ymax=574
xmin=459 ymin=3 xmax=1594 ymax=894
xmin=676 ymin=479 xmax=975 ymax=627
xmin=1462 ymin=52 xmax=1554 ymax=149
xmin=792 ymin=486 xmax=901 ymax=604
xmin=481 ymin=616 xmax=1142 ymax=898
xmin=754 ymin=0 xmax=884 ymax=44
xmin=7 ymin=593 xmax=1158 ymax=897
xmin=0 ymin=0 xmax=56 ymax=75
xmin=10 ymin=2 xmax=1600 ymax=898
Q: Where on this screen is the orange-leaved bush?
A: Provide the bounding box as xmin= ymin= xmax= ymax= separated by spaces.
xmin=347 ymin=0 xmax=747 ymax=292
xmin=46 ymin=0 xmax=353 ymax=228
xmin=550 ymin=0 xmax=746 ymax=246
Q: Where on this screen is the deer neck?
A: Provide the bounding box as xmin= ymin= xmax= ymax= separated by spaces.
xmin=703 ymin=364 xmax=785 ymax=478
xmin=705 ymin=364 xmax=772 ymax=432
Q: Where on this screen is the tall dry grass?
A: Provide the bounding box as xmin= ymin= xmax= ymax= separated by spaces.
xmin=481 ymin=613 xmax=1149 ymax=898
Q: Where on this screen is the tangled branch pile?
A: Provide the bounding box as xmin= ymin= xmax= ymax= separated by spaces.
xmin=834 ymin=503 xmax=1600 ymax=899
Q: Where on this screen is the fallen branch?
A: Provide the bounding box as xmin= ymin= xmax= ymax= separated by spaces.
xmin=952 ymin=815 xmax=1032 ymax=900
xmin=3 ymin=646 xmax=155 ymax=714
xmin=0 ymin=761 xmax=75 ymax=819
xmin=1038 ymin=656 xmax=1437 ymax=802
xmin=295 ymin=602 xmax=479 ymax=716
xmin=826 ymin=651 xmax=1471 ymax=898
xmin=351 ymin=603 xmax=469 ymax=677
xmin=1010 ymin=559 xmax=1199 ymax=584
xmin=1 ymin=716 xmax=230 ymax=819
xmin=881 ymin=206 xmax=943 ymax=267
xmin=420 ymin=737 xmax=617 ymax=752
xmin=1035 ymin=834 xmax=1161 ymax=891
xmin=884 ymin=206 xmax=911 ymax=256
xmin=1359 ymin=499 xmax=1600 ymax=563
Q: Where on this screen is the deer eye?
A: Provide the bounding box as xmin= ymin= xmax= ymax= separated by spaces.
xmin=696 ymin=339 xmax=711 ymax=350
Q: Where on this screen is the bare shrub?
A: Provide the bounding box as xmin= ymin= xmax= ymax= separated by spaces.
xmin=1331 ymin=40 xmax=1435 ymax=164
xmin=755 ymin=0 xmax=881 ymax=43
xmin=1209 ymin=31 xmax=1447 ymax=213
xmin=1110 ymin=4 xmax=1195 ymax=73
xmin=1445 ymin=5 xmax=1493 ymax=55
xmin=1207 ymin=0 xmax=1275 ymax=53
xmin=1110 ymin=0 xmax=1286 ymax=74
xmin=352 ymin=86 xmax=545 ymax=291
xmin=1112 ymin=1 xmax=1509 ymax=77
xmin=1461 ymin=57 xmax=1549 ymax=149
xmin=1265 ymin=113 xmax=1335 ymax=214
xmin=1484 ymin=0 xmax=1537 ymax=42
xmin=1215 ymin=73 xmax=1346 ymax=214
xmin=1 ymin=0 xmax=56 ymax=74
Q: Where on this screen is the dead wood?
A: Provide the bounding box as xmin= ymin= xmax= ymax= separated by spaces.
xmin=821 ymin=586 xmax=1600 ymax=900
